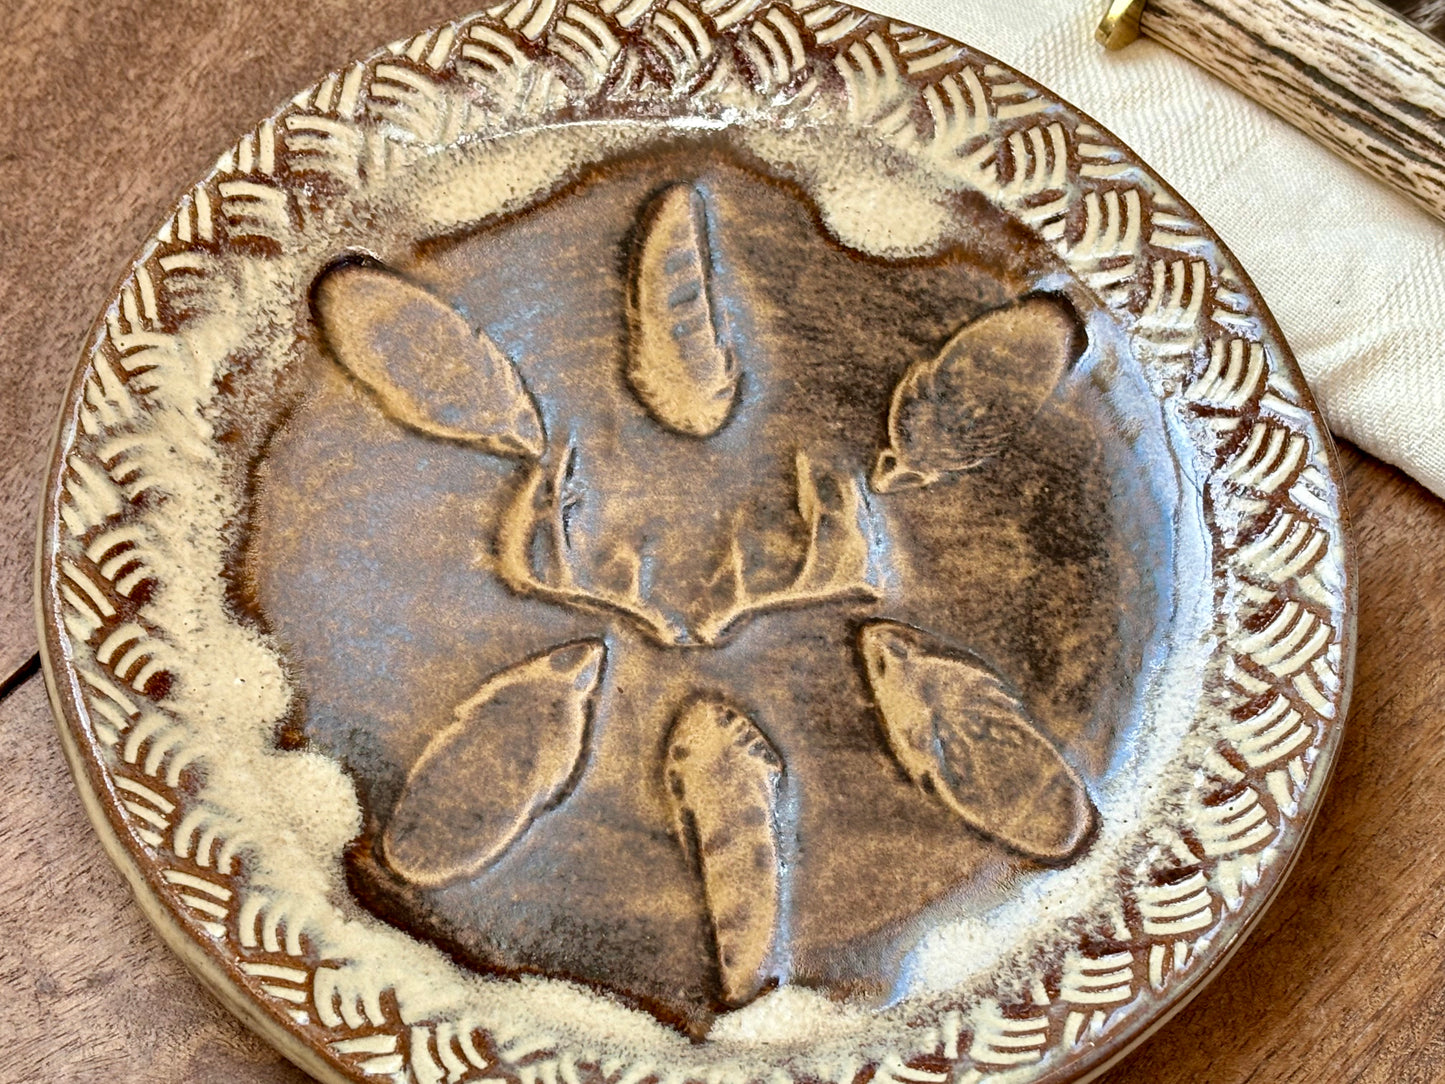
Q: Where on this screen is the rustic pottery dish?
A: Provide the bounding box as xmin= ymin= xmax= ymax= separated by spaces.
xmin=37 ymin=2 xmax=1354 ymax=1081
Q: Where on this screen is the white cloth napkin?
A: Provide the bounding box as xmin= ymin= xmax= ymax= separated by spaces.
xmin=869 ymin=0 xmax=1445 ymax=498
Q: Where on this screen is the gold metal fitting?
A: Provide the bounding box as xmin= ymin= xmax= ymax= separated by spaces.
xmin=1096 ymin=0 xmax=1146 ymax=49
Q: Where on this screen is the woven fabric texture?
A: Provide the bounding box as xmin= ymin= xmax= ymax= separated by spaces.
xmin=873 ymin=0 xmax=1445 ymax=498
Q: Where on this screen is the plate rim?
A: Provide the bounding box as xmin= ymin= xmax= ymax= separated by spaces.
xmin=34 ymin=3 xmax=1357 ymax=1080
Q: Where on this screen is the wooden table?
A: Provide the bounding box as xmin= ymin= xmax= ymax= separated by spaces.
xmin=4 ymin=1 xmax=1445 ymax=1080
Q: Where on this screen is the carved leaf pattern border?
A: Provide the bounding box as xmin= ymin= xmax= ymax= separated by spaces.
xmin=40 ymin=2 xmax=1351 ymax=1082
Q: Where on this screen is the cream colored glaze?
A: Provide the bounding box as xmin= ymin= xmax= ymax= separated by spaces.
xmin=38 ymin=7 xmax=1352 ymax=1083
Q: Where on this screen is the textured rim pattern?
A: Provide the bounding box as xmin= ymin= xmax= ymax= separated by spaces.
xmin=39 ymin=3 xmax=1352 ymax=1082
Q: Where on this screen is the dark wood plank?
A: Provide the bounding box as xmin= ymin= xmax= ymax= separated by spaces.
xmin=1138 ymin=0 xmax=1445 ymax=224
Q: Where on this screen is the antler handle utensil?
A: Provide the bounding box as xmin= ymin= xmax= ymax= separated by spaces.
xmin=1097 ymin=0 xmax=1445 ymax=226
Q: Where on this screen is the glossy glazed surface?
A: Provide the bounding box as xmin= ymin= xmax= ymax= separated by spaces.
xmin=37 ymin=4 xmax=1352 ymax=1081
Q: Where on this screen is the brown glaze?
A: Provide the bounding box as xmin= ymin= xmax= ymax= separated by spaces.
xmin=243 ymin=151 xmax=1158 ymax=1032
xmin=34 ymin=3 xmax=1352 ymax=1081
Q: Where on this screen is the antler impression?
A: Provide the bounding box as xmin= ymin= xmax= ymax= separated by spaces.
xmin=496 ymin=449 xmax=885 ymax=647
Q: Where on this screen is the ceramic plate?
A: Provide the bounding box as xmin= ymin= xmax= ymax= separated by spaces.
xmin=38 ymin=3 xmax=1353 ymax=1081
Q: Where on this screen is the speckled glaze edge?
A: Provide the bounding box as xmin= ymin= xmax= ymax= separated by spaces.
xmin=35 ymin=3 xmax=1354 ymax=1082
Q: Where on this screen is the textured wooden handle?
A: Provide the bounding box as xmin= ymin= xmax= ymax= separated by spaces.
xmin=1384 ymin=0 xmax=1445 ymax=41
xmin=1135 ymin=0 xmax=1445 ymax=224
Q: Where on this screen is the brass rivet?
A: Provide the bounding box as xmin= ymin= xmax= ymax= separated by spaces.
xmin=1096 ymin=0 xmax=1146 ymax=50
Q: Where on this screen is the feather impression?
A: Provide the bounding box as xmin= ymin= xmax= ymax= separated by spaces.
xmin=313 ymin=261 xmax=545 ymax=458
xmin=859 ymin=621 xmax=1096 ymax=862
xmin=626 ymin=183 xmax=739 ymax=437
xmin=383 ymin=640 xmax=605 ymax=889
xmin=872 ymin=294 xmax=1085 ymax=493
xmin=664 ymin=698 xmax=788 ymax=1007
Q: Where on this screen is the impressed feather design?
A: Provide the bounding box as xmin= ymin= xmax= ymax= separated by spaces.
xmin=872 ymin=295 xmax=1085 ymax=493
xmin=383 ymin=640 xmax=605 ymax=888
xmin=664 ymin=698 xmax=788 ymax=1007
xmin=314 ymin=261 xmax=546 ymax=458
xmin=859 ymin=621 xmax=1096 ymax=862
xmin=625 ymin=183 xmax=739 ymax=437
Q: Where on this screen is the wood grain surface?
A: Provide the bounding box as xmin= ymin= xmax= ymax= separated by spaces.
xmin=1136 ymin=0 xmax=1445 ymax=224
xmin=1384 ymin=0 xmax=1445 ymax=40
xmin=3 ymin=1 xmax=1445 ymax=1082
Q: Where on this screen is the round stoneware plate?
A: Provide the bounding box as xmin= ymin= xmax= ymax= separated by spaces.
xmin=38 ymin=3 xmax=1354 ymax=1082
